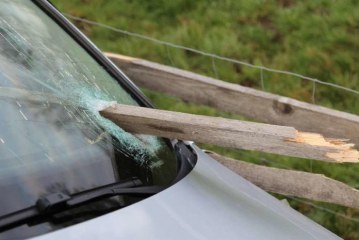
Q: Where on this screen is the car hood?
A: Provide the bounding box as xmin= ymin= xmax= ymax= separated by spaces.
xmin=32 ymin=144 xmax=340 ymax=240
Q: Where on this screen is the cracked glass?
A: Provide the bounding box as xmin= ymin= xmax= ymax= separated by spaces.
xmin=0 ymin=0 xmax=176 ymax=220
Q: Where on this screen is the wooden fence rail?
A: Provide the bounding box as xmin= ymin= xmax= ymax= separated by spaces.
xmin=207 ymin=151 xmax=359 ymax=209
xmin=100 ymin=103 xmax=359 ymax=163
xmin=106 ymin=53 xmax=359 ymax=147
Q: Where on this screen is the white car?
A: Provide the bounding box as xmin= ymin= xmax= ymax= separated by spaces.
xmin=0 ymin=0 xmax=340 ymax=239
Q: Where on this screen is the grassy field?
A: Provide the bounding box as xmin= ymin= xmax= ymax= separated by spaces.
xmin=51 ymin=0 xmax=359 ymax=238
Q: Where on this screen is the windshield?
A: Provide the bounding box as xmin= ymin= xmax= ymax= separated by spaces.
xmin=0 ymin=0 xmax=177 ymax=236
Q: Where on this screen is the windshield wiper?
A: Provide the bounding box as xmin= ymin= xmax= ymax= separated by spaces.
xmin=0 ymin=178 xmax=164 ymax=232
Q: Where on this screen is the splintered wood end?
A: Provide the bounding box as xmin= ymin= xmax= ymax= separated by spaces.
xmin=291 ymin=132 xmax=359 ymax=163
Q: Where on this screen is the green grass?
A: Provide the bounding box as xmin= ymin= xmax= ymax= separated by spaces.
xmin=51 ymin=0 xmax=359 ymax=238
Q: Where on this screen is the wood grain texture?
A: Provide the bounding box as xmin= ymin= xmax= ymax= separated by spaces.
xmin=105 ymin=53 xmax=359 ymax=146
xmin=207 ymin=151 xmax=359 ymax=209
xmin=100 ymin=103 xmax=359 ymax=163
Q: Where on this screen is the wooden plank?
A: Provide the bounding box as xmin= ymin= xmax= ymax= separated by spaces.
xmin=207 ymin=151 xmax=359 ymax=209
xmin=105 ymin=53 xmax=359 ymax=146
xmin=100 ymin=103 xmax=359 ymax=163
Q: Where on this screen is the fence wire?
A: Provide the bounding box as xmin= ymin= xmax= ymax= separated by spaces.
xmin=64 ymin=14 xmax=359 ymax=97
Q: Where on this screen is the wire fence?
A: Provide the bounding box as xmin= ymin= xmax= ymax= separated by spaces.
xmin=64 ymin=14 xmax=359 ymax=98
xmin=62 ymin=13 xmax=359 ymax=224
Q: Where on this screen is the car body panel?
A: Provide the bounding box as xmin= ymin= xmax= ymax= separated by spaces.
xmin=32 ymin=144 xmax=340 ymax=240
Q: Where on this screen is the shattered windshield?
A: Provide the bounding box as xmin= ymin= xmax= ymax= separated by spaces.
xmin=0 ymin=0 xmax=176 ymax=225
